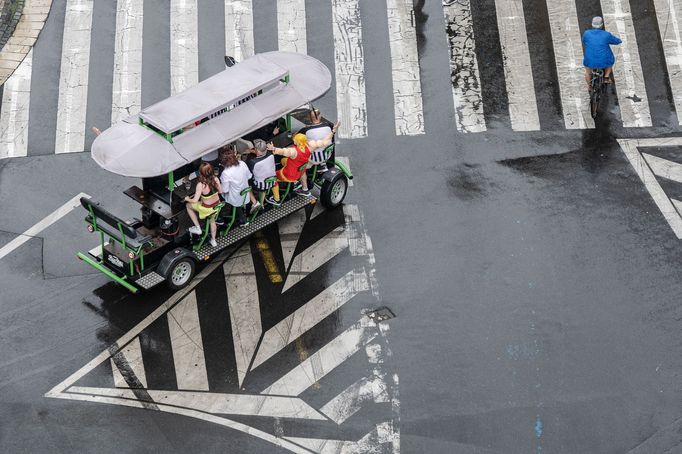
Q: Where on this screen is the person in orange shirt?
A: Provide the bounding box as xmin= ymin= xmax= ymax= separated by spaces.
xmin=266 ymin=121 xmax=339 ymax=197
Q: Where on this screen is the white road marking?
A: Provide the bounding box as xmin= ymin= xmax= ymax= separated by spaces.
xmin=283 ymin=226 xmax=347 ymax=291
xmin=50 ymin=391 xmax=311 ymax=453
xmin=654 ymin=0 xmax=682 ymax=125
xmin=0 ymin=49 xmax=32 ymax=158
xmin=495 ymin=0 xmax=540 ymax=131
xmin=262 ymin=316 xmax=377 ymax=395
xmin=442 ymin=0 xmax=486 ymax=133
xmin=277 ymin=0 xmax=307 ymax=53
xmin=545 ymin=0 xmax=594 ymax=129
xmin=600 ymin=0 xmax=652 ymax=127
xmin=386 ymin=0 xmax=424 ymax=135
xmin=55 ymin=0 xmax=94 ymax=153
xmin=111 ymin=0 xmax=144 ymax=124
xmin=641 ymin=152 xmax=682 ymax=183
xmin=252 ymin=268 xmax=369 ymax=369
xmin=69 ymin=387 xmax=326 ymax=420
xmin=167 ymin=291 xmax=209 ymax=391
xmin=286 ymin=422 xmax=395 ymax=453
xmin=618 ymin=138 xmax=682 ymax=239
xmin=0 ymin=192 xmax=90 ymax=261
xmin=279 ymin=209 xmax=307 ymax=269
xmin=110 ymin=337 xmax=148 ymax=388
xmin=320 ymin=373 xmax=389 ymax=424
xmin=224 ymin=245 xmax=261 ymax=387
xmin=171 ymin=0 xmax=198 ymax=95
xmin=331 ymin=0 xmax=368 ymax=139
xmin=224 ymin=0 xmax=254 ymax=62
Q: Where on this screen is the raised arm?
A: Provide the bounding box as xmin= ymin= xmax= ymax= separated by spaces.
xmin=185 ymin=182 xmax=203 ymax=203
xmin=308 ymin=121 xmax=340 ymax=150
xmin=267 ymin=143 xmax=298 ymax=158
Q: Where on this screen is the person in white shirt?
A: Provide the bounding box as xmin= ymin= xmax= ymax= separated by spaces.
xmin=219 ymin=148 xmax=252 ymax=227
xmin=300 ymin=108 xmax=336 ymax=171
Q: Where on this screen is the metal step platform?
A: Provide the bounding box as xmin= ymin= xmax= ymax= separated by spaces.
xmin=134 ymin=271 xmax=166 ymax=290
xmin=193 ymin=194 xmax=315 ymax=259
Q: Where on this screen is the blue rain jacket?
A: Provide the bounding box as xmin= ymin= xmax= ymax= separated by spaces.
xmin=582 ymin=29 xmax=622 ymax=68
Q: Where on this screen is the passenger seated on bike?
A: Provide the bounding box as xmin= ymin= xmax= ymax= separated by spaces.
xmin=246 ymin=139 xmax=280 ymax=207
xmin=267 ymin=123 xmax=339 ymax=197
xmin=299 ymin=108 xmax=336 ymax=173
xmin=219 ymin=147 xmax=252 ymax=227
xmin=184 ymin=162 xmax=222 ymax=247
xmin=583 ymin=16 xmax=621 ymax=88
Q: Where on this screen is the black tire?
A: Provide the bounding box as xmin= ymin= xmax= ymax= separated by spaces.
xmin=320 ymin=172 xmax=348 ymax=208
xmin=164 ymin=256 xmax=196 ymax=290
xmin=590 ymin=90 xmax=600 ymax=119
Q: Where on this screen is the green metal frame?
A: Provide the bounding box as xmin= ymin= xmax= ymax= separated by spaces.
xmin=193 ymin=203 xmax=226 ymax=251
xmin=77 ymin=252 xmax=139 ymax=293
xmin=83 ymin=204 xmax=150 ymax=279
xmin=249 ymin=177 xmax=278 ymax=221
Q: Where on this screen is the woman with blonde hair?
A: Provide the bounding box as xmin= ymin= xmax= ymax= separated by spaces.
xmin=267 ymin=121 xmax=340 ymax=196
xmin=184 ymin=162 xmax=222 ymax=247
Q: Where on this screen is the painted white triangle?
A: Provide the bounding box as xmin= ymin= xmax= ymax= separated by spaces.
xmin=641 ymin=152 xmax=682 ymax=183
xmin=618 ymin=138 xmax=682 ymax=239
xmin=279 ymin=209 xmax=307 ymax=270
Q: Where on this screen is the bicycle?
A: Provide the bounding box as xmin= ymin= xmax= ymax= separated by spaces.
xmin=589 ymin=68 xmax=612 ymax=119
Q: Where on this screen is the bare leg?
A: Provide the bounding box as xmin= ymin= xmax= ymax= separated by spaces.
xmin=185 ymin=203 xmax=200 ymax=227
xmin=249 ymin=192 xmax=257 ymax=204
xmin=210 ymin=220 xmax=217 ymax=241
xmin=585 ymin=68 xmax=592 ymax=87
xmin=604 ymin=67 xmax=613 ymax=80
xmin=300 ymin=172 xmax=308 ymax=191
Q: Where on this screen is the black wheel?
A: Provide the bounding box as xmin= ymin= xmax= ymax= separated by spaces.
xmin=590 ymin=89 xmax=601 ymax=119
xmin=320 ymin=172 xmax=348 ymax=208
xmin=165 ymin=256 xmax=196 ymax=290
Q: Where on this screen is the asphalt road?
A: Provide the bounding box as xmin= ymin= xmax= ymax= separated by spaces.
xmin=2 ymin=0 xmax=682 ymax=453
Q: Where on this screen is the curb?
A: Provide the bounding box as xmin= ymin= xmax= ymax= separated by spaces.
xmin=0 ymin=0 xmax=51 ymax=86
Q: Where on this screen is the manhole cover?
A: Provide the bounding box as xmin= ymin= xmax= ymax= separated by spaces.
xmin=366 ymin=306 xmax=396 ymax=322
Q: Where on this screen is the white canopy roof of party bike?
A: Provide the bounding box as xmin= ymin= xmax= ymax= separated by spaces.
xmin=91 ymin=51 xmax=332 ymax=177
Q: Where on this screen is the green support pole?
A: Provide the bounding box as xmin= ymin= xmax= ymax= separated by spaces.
xmin=77 ymin=252 xmax=139 ymax=293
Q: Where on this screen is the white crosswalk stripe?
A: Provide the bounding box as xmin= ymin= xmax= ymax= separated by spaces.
xmin=111 ymin=0 xmax=144 ymax=125
xmin=0 ymin=49 xmax=31 ymax=158
xmin=277 ymin=0 xmax=307 ymax=54
xmin=55 ymin=0 xmax=94 ymax=154
xmin=546 ymin=0 xmax=594 ymax=129
xmin=224 ymin=0 xmax=254 ymax=62
xmin=654 ymin=0 xmax=682 ymax=126
xmin=601 ymin=0 xmax=652 ymax=127
xmin=495 ymin=0 xmax=540 ymax=131
xmin=170 ymin=0 xmax=198 ymax=96
xmin=442 ymin=0 xmax=486 ymax=133
xmin=7 ymin=0 xmax=682 ymax=160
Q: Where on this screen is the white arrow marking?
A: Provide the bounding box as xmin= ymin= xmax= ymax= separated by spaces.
xmin=0 ymin=192 xmax=90 ymax=261
xmin=262 ymin=316 xmax=377 ymax=396
xmin=168 ymin=291 xmax=209 ymax=391
xmin=111 ymin=337 xmax=147 ymax=388
xmin=320 ymin=372 xmax=389 ymax=424
xmin=253 ymin=269 xmax=370 ymax=370
xmin=224 ymin=245 xmax=261 ymax=387
xmin=283 ymin=226 xmax=347 ymax=292
xmin=68 ymin=387 xmax=327 ymax=420
xmin=279 ymin=209 xmax=307 ymax=270
xmin=618 ymin=138 xmax=682 ymax=239
xmin=642 ymin=152 xmax=682 ymax=184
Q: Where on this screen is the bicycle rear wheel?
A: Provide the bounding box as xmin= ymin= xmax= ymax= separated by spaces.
xmin=590 ymin=90 xmax=600 ymax=118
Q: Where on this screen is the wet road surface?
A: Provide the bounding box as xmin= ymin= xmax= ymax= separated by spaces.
xmin=2 ymin=0 xmax=682 ymax=453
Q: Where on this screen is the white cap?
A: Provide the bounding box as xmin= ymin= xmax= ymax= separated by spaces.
xmin=592 ymin=16 xmax=604 ymax=28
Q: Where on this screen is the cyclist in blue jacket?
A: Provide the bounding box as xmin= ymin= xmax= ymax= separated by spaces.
xmin=583 ymin=16 xmax=622 ymax=89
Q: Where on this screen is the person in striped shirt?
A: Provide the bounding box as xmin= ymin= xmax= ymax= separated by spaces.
xmin=245 ymin=139 xmax=281 ymax=207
